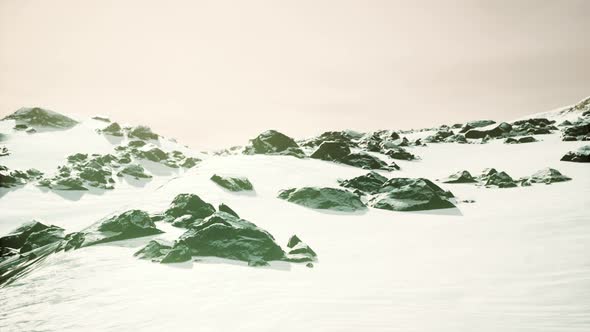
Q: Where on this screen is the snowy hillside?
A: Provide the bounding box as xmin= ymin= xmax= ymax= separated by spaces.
xmin=1 ymin=102 xmax=589 ymax=332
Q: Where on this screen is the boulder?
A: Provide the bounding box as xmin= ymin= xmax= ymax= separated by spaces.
xmin=310 ymin=141 xmax=351 ymax=161
xmin=3 ymin=107 xmax=78 ymax=129
xmin=180 ymin=157 xmax=200 ymax=168
xmin=504 ymin=136 xmax=537 ymax=144
xmin=139 ymin=146 xmax=168 ymax=162
xmin=484 ymin=171 xmax=517 ymax=188
xmin=92 ymin=116 xmax=111 ymax=122
xmin=341 ymin=152 xmax=397 ymax=171
xmin=0 ymin=146 xmax=9 ymax=157
xmin=128 ymin=125 xmax=159 ymax=140
xmin=163 ymin=193 xmax=216 ymax=221
xmin=561 ymin=145 xmax=590 ymax=163
xmin=134 ymin=240 xmax=191 ymax=263
xmin=338 ymin=171 xmax=388 ymax=194
xmin=285 ymin=235 xmax=317 ymax=262
xmin=0 ymin=166 xmax=43 ymax=188
xmin=176 ymin=212 xmax=285 ymax=265
xmin=79 ymin=210 xmax=163 ymax=247
xmin=302 ymin=131 xmax=360 ymax=147
xmin=210 ymin=174 xmax=254 ymax=191
xmin=528 ymin=168 xmax=572 ymax=184
xmin=278 ymin=187 xmax=366 ymax=212
xmin=424 ymin=130 xmax=454 ymax=143
xmin=440 ymin=170 xmax=477 ymax=183
xmin=244 ymin=130 xmax=305 ymax=158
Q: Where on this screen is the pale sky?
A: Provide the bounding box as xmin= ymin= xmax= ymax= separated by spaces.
xmin=1 ymin=0 xmax=589 ymax=149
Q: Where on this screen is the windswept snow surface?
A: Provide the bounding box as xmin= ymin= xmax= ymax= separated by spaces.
xmin=1 ymin=117 xmax=590 ymax=331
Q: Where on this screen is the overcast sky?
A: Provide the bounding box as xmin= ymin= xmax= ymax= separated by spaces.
xmin=1 ymin=0 xmax=588 ymax=149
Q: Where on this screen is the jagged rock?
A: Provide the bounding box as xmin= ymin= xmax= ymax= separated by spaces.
xmin=504 ymin=136 xmax=537 ymax=144
xmin=0 ymin=166 xmax=43 ymax=188
xmin=78 ymin=210 xmax=163 ymax=247
xmin=163 ymin=193 xmax=216 ymax=221
xmin=285 ymin=235 xmax=317 ymax=262
xmin=170 ymin=214 xmax=201 ymax=228
xmin=176 ymin=212 xmax=285 ymax=265
xmin=67 ymin=153 xmax=88 ymax=163
xmin=92 ymin=116 xmax=111 ymax=122
xmin=20 ymin=226 xmax=65 ymax=253
xmin=0 ymin=221 xmax=51 ymax=249
xmin=561 ymin=145 xmax=590 ymax=163
xmin=528 ymin=168 xmax=571 ymax=184
xmin=369 ymin=178 xmax=455 ymax=211
xmin=128 ymin=140 xmax=146 ymax=148
xmin=134 ymin=240 xmax=172 ymax=260
xmin=139 ymin=146 xmax=168 ymax=162
xmin=310 ymin=141 xmax=351 ymax=161
xmin=218 ymin=203 xmax=239 ymax=218
xmin=465 ymin=122 xmax=512 ymax=139
xmin=484 ymin=171 xmax=517 ymax=188
xmin=385 ymin=147 xmax=416 ymax=160
xmin=100 ymin=122 xmax=124 ymax=136
xmin=562 ymin=122 xmax=590 ymax=141
xmin=341 ymin=152 xmax=397 ymax=170
xmin=210 ymin=174 xmax=254 ymax=191
xmin=180 ymin=157 xmax=200 ymax=168
xmin=559 ymin=120 xmax=573 ymax=127
xmin=244 ymin=130 xmax=305 ymax=158
xmin=117 ymin=164 xmax=152 ymax=179
xmin=444 ymin=134 xmax=467 ymax=144
xmin=38 ymin=177 xmax=88 ymax=190
xmin=440 ymin=170 xmax=477 ymax=183
xmin=161 ymin=245 xmax=192 ymax=263
xmin=338 ymin=171 xmax=388 ymax=194
xmin=3 ymin=107 xmax=78 ymax=129
xmin=278 ymin=187 xmax=366 ymax=212
xmin=424 ymin=130 xmax=454 ymax=143
xmin=302 ymin=131 xmax=360 ymax=147
xmin=128 ymin=125 xmax=159 ymax=140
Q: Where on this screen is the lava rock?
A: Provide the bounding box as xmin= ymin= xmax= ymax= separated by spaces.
xmin=210 ymin=174 xmax=254 ymax=191
xmin=338 ymin=171 xmax=388 ymax=194
xmin=369 ymin=178 xmax=455 ymax=211
xmin=244 ymin=130 xmax=305 ymax=158
xmin=561 ymin=145 xmax=590 ymax=163
xmin=440 ymin=170 xmax=477 ymax=183
xmin=176 ymin=212 xmax=285 ymax=265
xmin=278 ymin=187 xmax=366 ymax=212
xmin=3 ymin=107 xmax=78 ymax=129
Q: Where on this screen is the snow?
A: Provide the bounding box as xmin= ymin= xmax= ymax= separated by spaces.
xmin=1 ymin=116 xmax=590 ymax=331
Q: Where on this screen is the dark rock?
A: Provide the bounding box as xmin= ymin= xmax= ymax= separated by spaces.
xmin=100 ymin=122 xmax=124 ymax=136
xmin=504 ymin=136 xmax=537 ymax=144
xmin=40 ymin=177 xmax=88 ymax=190
xmin=310 ymin=141 xmax=351 ymax=161
xmin=117 ymin=164 xmax=152 ymax=179
xmin=484 ymin=171 xmax=517 ymax=188
xmin=278 ymin=187 xmax=366 ymax=212
xmin=164 ymin=193 xmax=216 ymax=221
xmin=218 ymin=203 xmax=239 ymax=218
xmin=128 ymin=125 xmax=159 ymax=140
xmin=465 ymin=122 xmax=512 ymax=139
xmin=13 ymin=124 xmax=29 ymax=131
xmin=440 ymin=170 xmax=477 ymax=183
xmin=67 ymin=153 xmax=88 ymax=163
xmin=128 ymin=140 xmax=146 ymax=148
xmin=0 ymin=166 xmax=44 ymax=188
xmin=92 ymin=116 xmax=111 ymax=122
xmin=176 ymin=212 xmax=285 ymax=264
xmin=385 ymin=147 xmax=416 ymax=160
xmin=0 ymin=221 xmax=50 ymax=249
xmin=369 ymin=178 xmax=455 ymax=211
xmin=285 ymin=235 xmax=317 ymax=262
xmin=424 ymin=130 xmax=454 ymax=143
xmin=244 ymin=130 xmax=305 ymax=158
xmin=180 ymin=157 xmax=200 ymax=168
xmin=3 ymin=107 xmax=78 ymax=129
xmin=0 ymin=146 xmax=8 ymax=157
xmin=302 ymin=131 xmax=360 ymax=147
xmin=134 ymin=240 xmax=172 ymax=261
xmin=20 ymin=226 xmax=65 ymax=253
xmin=139 ymin=147 xmax=168 ymax=162
xmin=161 ymin=244 xmax=192 ymax=263
xmin=210 ymin=174 xmax=254 ymax=191
xmin=341 ymin=152 xmax=397 ymax=171
xmin=562 ymin=122 xmax=590 ymax=140
xmin=170 ymin=214 xmax=201 ymax=228
xmin=338 ymin=171 xmax=388 ymax=194
xmin=78 ymin=210 xmax=163 ymax=247
xmin=528 ymin=168 xmax=571 ymax=184
xmin=561 ymin=145 xmax=590 ymax=163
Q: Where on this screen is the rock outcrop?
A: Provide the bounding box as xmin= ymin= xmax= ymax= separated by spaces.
xmin=210 ymin=174 xmax=254 ymax=191
xmin=278 ymin=187 xmax=366 ymax=212
xmin=243 ymin=130 xmax=305 ymax=158
xmin=439 ymin=170 xmax=477 ymax=184
xmin=369 ymin=178 xmax=455 ymax=211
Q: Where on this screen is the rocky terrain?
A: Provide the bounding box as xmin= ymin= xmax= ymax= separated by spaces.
xmin=0 ymin=97 xmax=589 ymax=331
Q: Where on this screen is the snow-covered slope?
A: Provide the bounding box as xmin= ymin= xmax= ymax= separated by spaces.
xmin=1 ymin=107 xmax=589 ymax=332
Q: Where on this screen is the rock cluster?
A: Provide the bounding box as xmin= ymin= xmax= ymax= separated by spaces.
xmin=0 ymin=165 xmax=43 ymax=188
xmin=439 ymin=167 xmax=572 ymax=188
xmin=2 ymin=107 xmax=78 ymax=129
xmin=561 ymin=145 xmax=590 ymax=163
xmin=310 ymin=141 xmax=398 ymax=171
